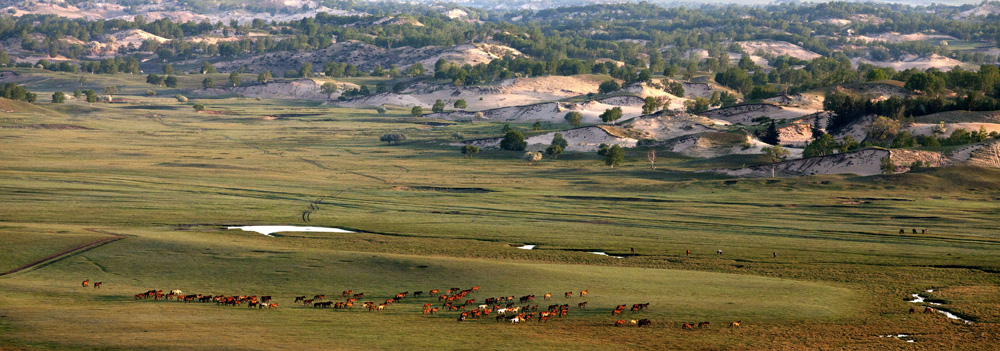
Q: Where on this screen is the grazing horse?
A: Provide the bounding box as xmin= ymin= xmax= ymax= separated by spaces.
xmin=900 ymin=229 xmax=905 ymax=234
xmin=924 ymin=307 xmax=935 ymax=314
xmin=913 ymin=229 xmax=918 ymax=234
xmin=631 ymin=247 xmax=635 ymax=254
xmin=637 ymin=319 xmax=651 ymax=327
xmin=578 ymin=302 xmax=587 ymax=309
xmin=543 ymin=293 xmax=552 ymax=300
xmin=922 ymin=229 xmax=928 ymax=234
xmin=294 ymin=296 xmax=306 ymax=303
xmin=686 ymin=249 xmax=690 ymax=256
xmin=579 ymin=290 xmax=588 ymax=297
xmin=729 ymin=320 xmax=741 ymax=328
xmin=268 ymin=303 xmax=277 ymax=310
xmin=342 ymin=290 xmax=352 ymax=297
xmin=94 ymin=282 xmax=102 ymax=288
xmin=698 ymin=321 xmax=709 ymax=328
xmin=682 ymin=323 xmax=694 ymax=330
xmin=909 ymin=307 xmax=916 ymax=314
xmin=615 ymin=320 xmax=625 ymax=327
xmin=565 ymin=292 xmax=573 ymax=298
xmin=81 ymin=280 xmax=89 ymax=287
xmin=313 ymin=295 xmax=325 ymax=300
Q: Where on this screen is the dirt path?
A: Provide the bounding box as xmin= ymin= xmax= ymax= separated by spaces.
xmin=0 ymin=228 xmax=127 ymax=277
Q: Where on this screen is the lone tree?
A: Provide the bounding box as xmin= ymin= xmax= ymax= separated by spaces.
xmin=321 ymin=82 xmax=338 ymax=95
xmin=564 ymin=111 xmax=582 ymax=126
xmin=599 ymin=80 xmax=621 ymax=94
xmin=164 ymin=76 xmax=178 ymax=88
xmin=642 ymin=96 xmax=662 ymax=115
xmin=523 ymin=151 xmax=543 ymax=165
xmin=761 ymin=120 xmax=780 ymax=145
xmin=500 ymin=130 xmax=527 ymax=151
xmin=51 ymin=91 xmax=65 ymax=103
xmin=202 ymin=77 xmax=214 ymax=88
xmin=410 ymin=106 xmax=423 ymax=116
xmin=380 ymin=133 xmax=407 ymax=145
xmin=376 ymin=106 xmax=387 ymax=115
xmin=461 ymin=145 xmax=479 ymax=158
xmin=229 ymin=72 xmax=240 ymax=86
xmin=600 ymin=107 xmax=623 ymax=125
xmin=193 ymin=103 xmax=205 ymax=112
xmin=546 ymin=144 xmax=563 ymax=159
xmin=454 ymin=99 xmax=467 ymax=109
xmin=551 ymin=133 xmax=569 ymax=149
xmin=604 ymin=145 xmax=625 ymax=167
xmin=432 ymin=99 xmax=445 ymax=113
xmin=84 ymin=90 xmax=97 ymax=103
xmin=257 ymin=71 xmax=272 ymax=84
xmin=761 ymin=145 xmax=790 ymax=177
xmin=647 ymin=149 xmax=656 ymax=169
xmin=200 ymin=61 xmax=217 ymax=74
xmin=880 ymin=157 xmax=896 ymax=174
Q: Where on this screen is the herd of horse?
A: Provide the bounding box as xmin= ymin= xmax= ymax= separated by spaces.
xmin=99 ymin=283 xmax=748 ymax=329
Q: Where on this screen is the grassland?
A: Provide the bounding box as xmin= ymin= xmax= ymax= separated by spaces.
xmin=1 ymin=70 xmax=1000 ymax=350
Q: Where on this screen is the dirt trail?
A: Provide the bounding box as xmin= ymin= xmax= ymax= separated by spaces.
xmin=0 ymin=229 xmax=127 ymax=277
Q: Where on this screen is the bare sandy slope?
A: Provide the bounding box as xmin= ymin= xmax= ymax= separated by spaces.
xmin=622 ymin=83 xmax=691 ymax=111
xmin=956 ymin=3 xmax=1000 ymax=19
xmin=904 ymin=122 xmax=1000 ymax=137
xmin=455 ymin=125 xmax=636 ymax=152
xmin=424 ymin=95 xmax=645 ymax=124
xmin=700 ymin=103 xmax=821 ymax=125
xmin=777 ymin=123 xmax=816 ymax=147
xmin=851 ymin=32 xmax=957 ymax=44
xmin=194 ymin=79 xmax=331 ymax=100
xmin=622 ymin=112 xmax=730 ymax=141
xmin=658 ymin=132 xmax=786 ymax=159
xmin=213 ymin=41 xmax=524 ymax=74
xmin=950 ymin=140 xmax=1000 ymax=167
xmin=738 ymin=40 xmax=822 ymax=61
xmin=852 ymin=54 xmax=971 ymax=72
xmin=708 ymin=148 xmax=947 ymax=177
xmin=339 ymin=75 xmax=608 ymax=111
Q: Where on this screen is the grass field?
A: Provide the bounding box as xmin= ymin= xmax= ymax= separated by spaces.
xmin=2 ymin=71 xmax=1000 ymax=350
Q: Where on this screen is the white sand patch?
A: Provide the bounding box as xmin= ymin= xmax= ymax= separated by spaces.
xmin=777 ymin=123 xmax=815 ymax=147
xmin=425 ymin=95 xmax=645 ymax=124
xmin=851 ymin=32 xmax=957 ymax=44
xmin=196 ymin=79 xmax=330 ymax=100
xmin=738 ymin=40 xmax=821 ymax=61
xmin=623 ymin=112 xmax=730 ymax=141
xmin=445 ymin=9 xmax=469 ymax=19
xmin=956 ymin=3 xmax=1000 ymax=18
xmin=905 ymin=123 xmax=1000 ymax=138
xmin=708 ymin=148 xmax=887 ymax=178
xmin=622 ymin=83 xmax=691 ymax=111
xmin=590 ymin=252 xmax=623 ymax=258
xmin=852 ymin=54 xmax=970 ymax=72
xmin=701 ymin=104 xmax=820 ymax=125
xmin=516 ymin=245 xmax=536 ymax=250
xmin=523 ymin=126 xmax=637 ymax=152
xmin=907 ymin=292 xmax=973 ymax=324
xmin=415 ymin=44 xmax=524 ymax=72
xmin=229 ymin=226 xmax=354 ymax=237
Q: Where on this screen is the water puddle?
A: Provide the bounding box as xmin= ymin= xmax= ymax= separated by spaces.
xmin=907 ymin=291 xmax=973 ymax=324
xmin=228 ymin=226 xmax=354 ymax=237
xmin=590 ymin=251 xmax=623 ymax=259
xmin=516 ymin=245 xmax=536 ymax=250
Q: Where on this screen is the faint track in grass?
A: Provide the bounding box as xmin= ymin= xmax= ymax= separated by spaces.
xmin=0 ymin=229 xmax=128 ymax=277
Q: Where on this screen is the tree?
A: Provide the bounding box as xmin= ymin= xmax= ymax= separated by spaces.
xmin=300 ymin=62 xmax=313 ymax=78
xmin=410 ymin=106 xmax=423 ymax=116
xmin=761 ymin=121 xmax=780 ymax=145
xmin=647 ymin=149 xmax=656 ymax=169
xmin=52 ymin=91 xmax=65 ymax=103
xmin=891 ymin=131 xmax=915 ymax=148
xmin=604 ymin=145 xmax=624 ymax=168
xmin=229 ymin=72 xmax=240 ymax=86
xmin=146 ymin=74 xmax=165 ymax=86
xmin=642 ymin=96 xmax=661 ymax=115
xmin=146 ymin=90 xmax=156 ymax=96
xmin=84 ymin=90 xmax=97 ymax=103
xmin=162 ymin=64 xmax=174 ymax=75
xmin=685 ymin=97 xmax=710 ymax=113
xmin=380 ymin=133 xmax=406 ymax=145
xmin=257 ymin=71 xmax=272 ymax=84
xmin=904 ymin=73 xmax=944 ymax=95
xmin=501 ymin=123 xmax=514 ymax=134
xmin=454 ymin=99 xmax=467 ymax=109
xmin=803 ymin=134 xmax=838 ymax=158
xmin=866 ymin=68 xmax=889 ymax=82
xmin=321 ymin=82 xmax=338 ymax=95
xmin=461 ymin=145 xmax=479 ymax=158
xmin=867 ymin=116 xmax=901 ymax=145
xmin=432 ymin=99 xmax=445 ymax=113
xmin=202 ymin=77 xmax=214 ymax=88
xmin=565 ymin=112 xmax=582 ymax=126
xmin=600 ymin=107 xmax=623 ymax=125
xmin=551 ymin=133 xmax=568 ymax=149
xmin=193 ymin=103 xmax=205 ymax=112
xmin=500 ymin=130 xmax=527 ymax=151
xmin=532 ymin=121 xmax=541 ymax=130
xmin=200 ymin=62 xmax=217 ymax=74
xmin=880 ymin=157 xmax=896 ymax=174
xmin=73 ymin=89 xmax=82 ymax=98
xmin=176 ymin=94 xmax=188 ymax=102
xmin=761 ymin=145 xmax=790 ymax=177
xmin=376 ymin=106 xmax=387 ymax=115
xmin=545 ymin=145 xmax=563 ymax=159
xmin=523 ymin=151 xmax=542 ymax=165
xmin=164 ymin=76 xmax=178 ymax=88
xmin=102 ymin=86 xmax=117 ymax=96
xmin=599 ymin=80 xmax=620 ymax=94
xmin=0 ymin=49 xmax=9 ymax=66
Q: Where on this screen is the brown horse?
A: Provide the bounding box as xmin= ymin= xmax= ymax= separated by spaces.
xmin=924 ymin=307 xmax=935 ymax=314
xmin=94 ymin=282 xmax=102 ymax=288
xmin=578 ymin=302 xmax=587 ymax=309
xmin=579 ymin=290 xmax=588 ymax=297
xmin=615 ymin=320 xmax=625 ymax=327
xmin=81 ymin=279 xmax=89 ymax=287
xmin=565 ymin=292 xmax=572 ymax=298
xmin=729 ymin=320 xmax=741 ymax=328
xmin=698 ymin=321 xmax=709 ymax=328
xmin=909 ymin=307 xmax=916 ymax=314
xmin=682 ymin=323 xmax=694 ymax=330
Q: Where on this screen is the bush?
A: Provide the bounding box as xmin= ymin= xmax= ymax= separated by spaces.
xmin=51 ymin=91 xmax=65 ymax=103
xmin=176 ymin=94 xmax=188 ymax=102
xmin=193 ymin=103 xmax=205 ymax=112
xmin=146 ymin=90 xmax=156 ymax=96
xmin=564 ymin=112 xmax=582 ymax=126
xmin=500 ymin=130 xmax=527 ymax=151
xmin=380 ymin=133 xmax=407 ymax=145
xmin=461 ymin=145 xmax=479 ymax=158
xmin=376 ymin=106 xmax=387 ymax=115
xmin=454 ymin=99 xmax=467 ymax=109
xmin=410 ymin=106 xmax=423 ymax=116
xmin=599 ymin=80 xmax=621 ymax=94
xmin=604 ymin=145 xmax=624 ymax=167
xmin=523 ymin=151 xmax=542 ymax=165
